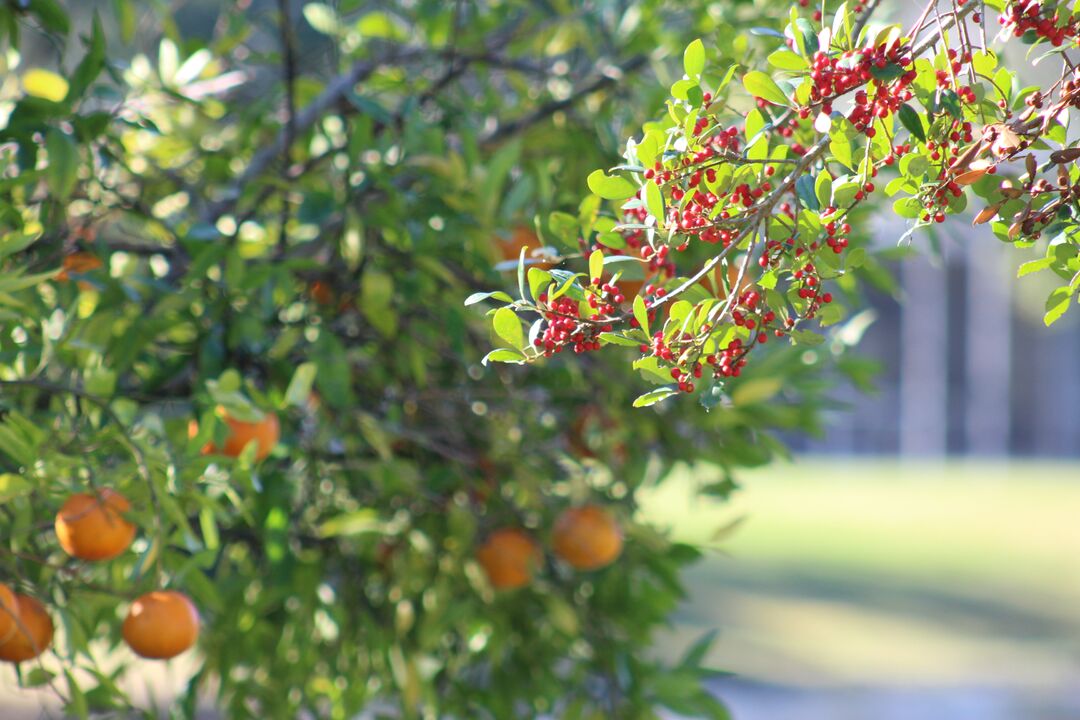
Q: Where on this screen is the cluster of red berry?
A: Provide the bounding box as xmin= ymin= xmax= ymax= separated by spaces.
xmin=1000 ymin=0 xmax=1080 ymax=46
xmin=796 ymin=0 xmax=867 ymax=22
xmin=804 ymin=42 xmax=914 ymax=129
xmin=534 ymin=294 xmax=610 ymax=356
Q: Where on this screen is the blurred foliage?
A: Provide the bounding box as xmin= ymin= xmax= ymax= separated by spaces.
xmin=0 ymin=0 xmax=853 ymax=717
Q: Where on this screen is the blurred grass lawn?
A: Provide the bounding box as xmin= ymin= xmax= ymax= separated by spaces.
xmin=638 ymin=459 xmax=1080 ymax=689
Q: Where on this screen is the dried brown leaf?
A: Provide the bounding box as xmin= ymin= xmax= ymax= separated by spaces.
xmin=973 ymin=203 xmax=1001 ymax=225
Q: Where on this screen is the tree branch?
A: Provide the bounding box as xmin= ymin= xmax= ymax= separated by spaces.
xmin=481 ymin=54 xmax=649 ymax=145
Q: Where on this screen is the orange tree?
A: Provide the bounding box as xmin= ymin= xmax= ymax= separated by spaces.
xmin=0 ymin=1 xmax=847 ymax=717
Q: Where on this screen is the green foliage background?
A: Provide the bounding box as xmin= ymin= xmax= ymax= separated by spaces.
xmin=0 ymin=1 xmax=850 ymax=717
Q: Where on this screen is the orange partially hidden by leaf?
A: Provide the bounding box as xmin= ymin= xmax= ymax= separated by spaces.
xmin=189 ymin=408 xmax=280 ymax=462
xmin=552 ymin=505 xmax=623 ymax=571
xmin=55 ymin=489 xmax=137 ymax=561
xmin=0 ymin=595 xmax=53 ymax=663
xmin=0 ymin=584 xmax=17 ymax=644
xmin=122 ymin=590 xmax=200 ymax=660
xmin=57 ymin=251 xmax=103 ymax=282
xmin=496 ymin=227 xmax=555 ymax=270
xmin=476 ymin=529 xmax=542 ymax=590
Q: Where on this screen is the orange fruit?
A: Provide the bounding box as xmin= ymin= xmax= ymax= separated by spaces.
xmin=189 ymin=408 xmax=280 ymax=461
xmin=55 ymin=489 xmax=136 ymax=561
xmin=0 ymin=584 xmax=17 ymax=643
xmin=495 ymin=227 xmax=555 ymax=270
xmin=476 ymin=529 xmax=542 ymax=590
xmin=0 ymin=594 xmax=53 ymax=662
xmin=552 ymin=505 xmax=623 ymax=571
xmin=122 ymin=590 xmax=200 ymax=660
xmin=57 ymin=251 xmax=103 ymax=284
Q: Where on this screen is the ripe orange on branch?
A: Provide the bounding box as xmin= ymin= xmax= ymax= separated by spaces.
xmin=0 ymin=584 xmax=17 ymax=643
xmin=122 ymin=590 xmax=200 ymax=660
xmin=476 ymin=529 xmax=542 ymax=590
xmin=552 ymin=505 xmax=623 ymax=571
xmin=0 ymin=594 xmax=54 ymax=663
xmin=54 ymin=489 xmax=137 ymax=561
xmin=189 ymin=407 xmax=280 ymax=461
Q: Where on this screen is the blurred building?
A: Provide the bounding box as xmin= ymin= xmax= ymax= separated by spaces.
xmin=793 ymin=218 xmax=1080 ymax=457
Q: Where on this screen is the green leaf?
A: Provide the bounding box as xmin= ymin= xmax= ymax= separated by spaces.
xmin=303 ymin=2 xmax=340 ymax=34
xmin=795 ymin=175 xmax=819 ymax=211
xmin=492 ymin=307 xmax=524 ymax=349
xmin=481 ymin=348 xmax=526 ymax=365
xmin=869 ymin=64 xmax=905 ymax=82
xmin=893 ymin=197 xmax=923 ymax=219
xmin=633 ymin=386 xmax=679 ymax=407
xmin=464 ymin=290 xmax=513 ymax=306
xmin=899 ymin=152 xmax=929 ymax=178
xmin=83 ymin=367 xmax=116 ymax=397
xmin=67 ymin=13 xmax=106 ymax=101
xmin=284 ymin=362 xmax=317 ymax=408
xmin=0 ymin=270 xmax=59 ymax=294
xmin=846 ymin=247 xmax=867 ymax=268
xmin=679 ymin=629 xmax=719 ymax=669
xmin=742 ymin=71 xmax=789 ymax=106
xmin=897 ymin=104 xmax=926 ymax=143
xmin=64 ymin=670 xmax=88 ymax=719
xmin=45 ymin=128 xmax=78 ymax=200
xmin=644 ymin=180 xmax=664 ymax=222
xmin=790 ymin=330 xmax=824 ymax=346
xmin=767 ymin=49 xmax=808 ymax=71
xmin=588 ymin=249 xmax=604 ymax=283
xmin=0 ymin=473 xmax=33 ymax=502
xmin=633 ymin=294 xmax=650 ymax=336
xmin=527 ymin=268 xmax=553 ymax=301
xmin=830 ymin=133 xmax=853 ymax=170
xmin=0 ymin=231 xmax=40 ymax=261
xmin=814 ymin=171 xmax=833 ymax=209
xmin=587 ymin=169 xmax=637 ymax=200
xmin=1044 ymin=287 xmax=1072 ymax=326
xmin=1018 ymin=258 xmax=1052 ymax=277
xmin=598 ymin=332 xmax=644 ymax=347
xmin=319 ymin=509 xmax=383 ymax=538
xmin=683 ymin=39 xmax=705 ymax=77
xmin=28 ymin=0 xmax=70 ymax=35
xmin=23 ymin=667 xmax=56 ymax=688
xmin=356 ymin=11 xmax=408 ymax=41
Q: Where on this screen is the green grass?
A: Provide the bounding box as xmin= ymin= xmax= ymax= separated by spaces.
xmin=638 ymin=459 xmax=1080 ymax=686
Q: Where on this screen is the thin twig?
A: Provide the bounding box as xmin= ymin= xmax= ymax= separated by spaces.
xmin=481 ymin=54 xmax=649 ymax=145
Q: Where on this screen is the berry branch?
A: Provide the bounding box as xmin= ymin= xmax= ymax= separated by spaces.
xmin=476 ymin=0 xmax=1080 ymax=406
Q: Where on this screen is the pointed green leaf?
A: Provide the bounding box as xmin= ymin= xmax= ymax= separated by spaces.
xmin=683 ymin=39 xmax=705 ymax=77
xmin=492 ymin=307 xmax=524 ymax=349
xmin=633 ymin=386 xmax=679 ymax=407
xmin=742 ymin=71 xmax=789 ymax=106
xmin=588 ymin=249 xmax=604 ymax=283
xmin=633 ymin=294 xmax=650 ymax=336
